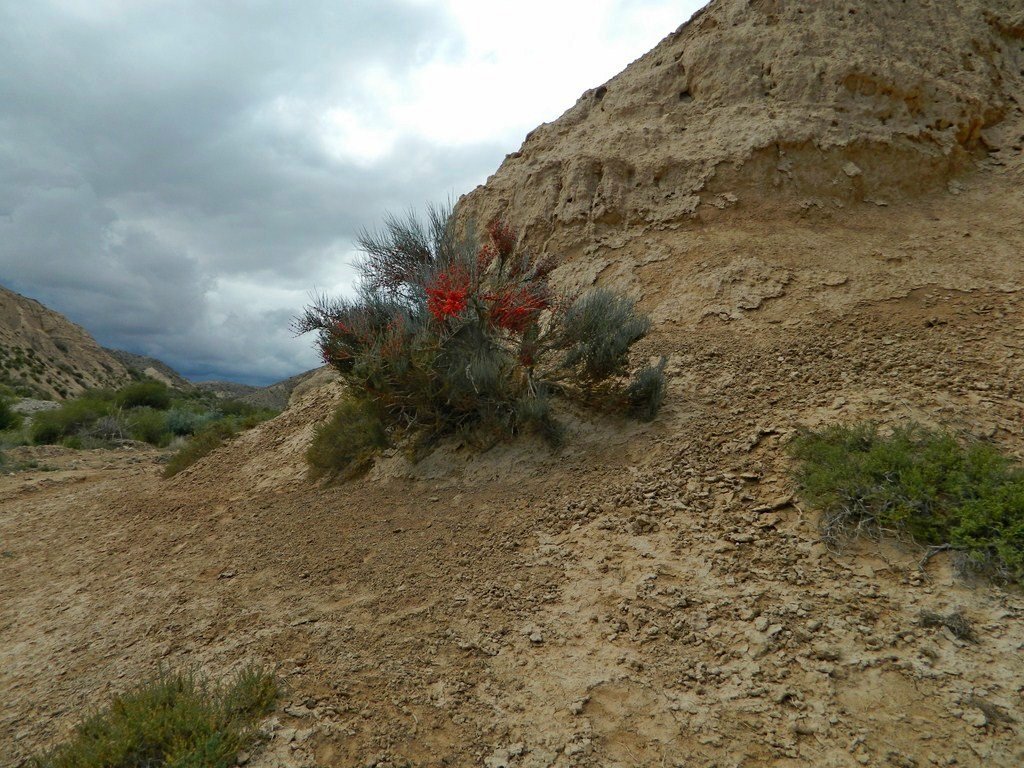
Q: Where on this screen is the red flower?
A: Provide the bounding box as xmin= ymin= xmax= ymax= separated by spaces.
xmin=426 ymin=267 xmax=470 ymax=321
xmin=488 ymin=287 xmax=547 ymax=333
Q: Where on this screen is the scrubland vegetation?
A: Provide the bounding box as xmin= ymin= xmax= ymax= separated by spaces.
xmin=31 ymin=667 xmax=277 ymax=768
xmin=0 ymin=380 xmax=276 ymax=476
xmin=297 ymin=206 xmax=666 ymax=479
xmin=791 ymin=422 xmax=1024 ymax=584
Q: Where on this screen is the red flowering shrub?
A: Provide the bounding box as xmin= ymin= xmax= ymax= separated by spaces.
xmin=426 ymin=267 xmax=471 ymax=321
xmin=295 ymin=202 xmax=664 ymax=479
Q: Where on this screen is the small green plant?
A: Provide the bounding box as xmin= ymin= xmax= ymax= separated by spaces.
xmin=0 ymin=395 xmax=21 ymax=431
xmin=31 ymin=666 xmax=277 ymax=768
xmin=127 ymin=408 xmax=171 ymax=446
xmin=306 ymin=394 xmax=389 ymax=479
xmin=296 ymin=204 xmax=665 ymax=479
xmin=115 ymin=381 xmax=172 ymax=410
xmin=163 ymin=422 xmax=238 ymax=478
xmin=790 ymin=422 xmax=1024 ymax=583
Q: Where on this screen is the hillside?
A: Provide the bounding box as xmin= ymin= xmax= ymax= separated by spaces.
xmin=2 ymin=2 xmax=1024 ymax=767
xmin=456 ymin=0 xmax=1023 ymax=254
xmin=195 ymin=369 xmax=321 ymax=411
xmin=103 ymin=348 xmax=195 ymax=391
xmin=0 ymin=284 xmax=133 ymax=399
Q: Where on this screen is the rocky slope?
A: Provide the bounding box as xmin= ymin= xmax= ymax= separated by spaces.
xmin=103 ymin=348 xmax=195 ymax=392
xmin=456 ymin=0 xmax=1023 ymax=256
xmin=195 ymin=369 xmax=321 ymax=411
xmin=0 ymin=284 xmax=132 ymax=399
xmin=3 ymin=2 xmax=1024 ymax=767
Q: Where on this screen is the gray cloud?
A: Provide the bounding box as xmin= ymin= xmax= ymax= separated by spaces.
xmin=0 ymin=0 xmax=507 ymax=384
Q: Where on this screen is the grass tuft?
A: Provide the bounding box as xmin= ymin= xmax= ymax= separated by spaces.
xmin=306 ymin=394 xmax=389 ymax=480
xmin=162 ymin=422 xmax=238 ymax=478
xmin=790 ymin=422 xmax=1024 ymax=584
xmin=919 ymin=609 xmax=978 ymax=643
xmin=32 ymin=666 xmax=277 ymax=768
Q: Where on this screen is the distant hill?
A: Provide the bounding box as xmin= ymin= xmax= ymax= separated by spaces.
xmin=103 ymin=348 xmax=195 ymax=391
xmin=1 ymin=282 xmax=311 ymax=406
xmin=195 ymin=368 xmax=321 ymax=411
xmin=0 ymin=284 xmax=133 ymax=399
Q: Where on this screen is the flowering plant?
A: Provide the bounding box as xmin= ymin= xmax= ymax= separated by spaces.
xmin=295 ymin=203 xmax=664 ymax=477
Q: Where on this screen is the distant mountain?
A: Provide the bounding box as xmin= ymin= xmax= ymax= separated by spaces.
xmin=103 ymin=348 xmax=195 ymax=391
xmin=195 ymin=368 xmax=320 ymax=411
xmin=1 ymin=282 xmax=316 ymax=407
xmin=0 ymin=284 xmax=133 ymax=399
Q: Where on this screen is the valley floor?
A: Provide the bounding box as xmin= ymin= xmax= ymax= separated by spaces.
xmin=2 ymin=287 xmax=1024 ymax=767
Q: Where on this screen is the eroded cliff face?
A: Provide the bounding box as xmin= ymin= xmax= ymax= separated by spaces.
xmin=456 ymin=0 xmax=1024 ymax=254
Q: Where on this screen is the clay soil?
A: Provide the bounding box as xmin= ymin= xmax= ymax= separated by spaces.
xmin=4 ymin=182 xmax=1024 ymax=767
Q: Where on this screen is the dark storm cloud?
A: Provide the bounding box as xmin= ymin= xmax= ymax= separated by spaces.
xmin=0 ymin=1 xmax=507 ymax=384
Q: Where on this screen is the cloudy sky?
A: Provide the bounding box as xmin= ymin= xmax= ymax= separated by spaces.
xmin=0 ymin=0 xmax=704 ymax=385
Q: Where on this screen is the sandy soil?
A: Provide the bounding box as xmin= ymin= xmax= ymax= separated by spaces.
xmin=3 ymin=264 xmax=1024 ymax=766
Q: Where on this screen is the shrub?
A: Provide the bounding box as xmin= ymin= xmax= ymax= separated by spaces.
xmin=31 ymin=397 xmax=113 ymax=444
xmin=127 ymin=408 xmax=170 ymax=446
xmin=31 ymin=666 xmax=277 ymax=768
xmin=307 ymin=394 xmax=389 ymax=479
xmin=790 ymin=422 xmax=1024 ymax=584
xmin=163 ymin=421 xmax=237 ymax=478
xmin=0 ymin=396 xmax=21 ymax=431
xmin=165 ymin=407 xmax=205 ymax=436
xmin=115 ymin=381 xmax=171 ymax=410
xmin=296 ymin=205 xmax=665 ymax=477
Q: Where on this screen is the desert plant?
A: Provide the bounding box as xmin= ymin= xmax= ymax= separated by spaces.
xmin=296 ymin=204 xmax=665 ymax=478
xmin=790 ymin=422 xmax=1024 ymax=584
xmin=127 ymin=407 xmax=171 ymax=446
xmin=163 ymin=421 xmax=238 ymax=478
xmin=165 ymin=407 xmax=205 ymax=436
xmin=306 ymin=394 xmax=389 ymax=479
xmin=115 ymin=380 xmax=172 ymax=410
xmin=30 ymin=397 xmax=113 ymax=444
xmin=31 ymin=666 xmax=277 ymax=768
xmin=0 ymin=395 xmax=21 ymax=431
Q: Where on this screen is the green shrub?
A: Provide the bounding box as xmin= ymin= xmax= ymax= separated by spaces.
xmin=626 ymin=358 xmax=668 ymax=422
xmin=307 ymin=395 xmax=389 ymax=479
xmin=0 ymin=396 xmax=21 ymax=431
xmin=790 ymin=422 xmax=1024 ymax=583
xmin=31 ymin=397 xmax=113 ymax=444
xmin=31 ymin=666 xmax=277 ymax=768
xmin=163 ymin=421 xmax=237 ymax=478
xmin=296 ymin=205 xmax=665 ymax=478
xmin=127 ymin=408 xmax=170 ymax=446
xmin=216 ymin=399 xmax=262 ymax=417
xmin=165 ymin=407 xmax=204 ymax=436
xmin=115 ymin=381 xmax=171 ymax=410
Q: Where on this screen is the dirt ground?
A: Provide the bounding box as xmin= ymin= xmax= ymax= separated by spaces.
xmin=4 ymin=65 xmax=1024 ymax=763
xmin=3 ymin=256 xmax=1024 ymax=767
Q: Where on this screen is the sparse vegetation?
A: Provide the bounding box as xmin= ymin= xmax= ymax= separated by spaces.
xmin=18 ymin=382 xmax=276 ymax=461
xmin=0 ymin=394 xmax=21 ymax=431
xmin=31 ymin=666 xmax=278 ymax=768
xmin=919 ymin=608 xmax=977 ymax=642
xmin=790 ymin=422 xmax=1024 ymax=584
xmin=296 ymin=204 xmax=665 ymax=479
xmin=306 ymin=394 xmax=389 ymax=479
xmin=162 ymin=421 xmax=240 ymax=477
xmin=114 ymin=380 xmax=172 ymax=410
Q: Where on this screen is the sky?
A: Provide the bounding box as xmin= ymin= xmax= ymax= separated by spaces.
xmin=0 ymin=0 xmax=705 ymax=385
